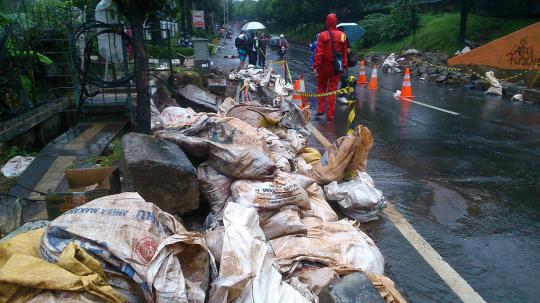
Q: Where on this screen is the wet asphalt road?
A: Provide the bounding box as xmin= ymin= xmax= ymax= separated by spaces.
xmin=268 ymin=44 xmax=540 ymax=302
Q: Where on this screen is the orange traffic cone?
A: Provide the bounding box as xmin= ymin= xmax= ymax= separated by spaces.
xmin=292 ymin=77 xmax=305 ymax=106
xmin=299 ymin=75 xmax=309 ymax=109
xmin=368 ymin=65 xmax=378 ymax=90
xmin=357 ymin=61 xmax=368 ymax=84
xmin=399 ymin=67 xmax=415 ymax=99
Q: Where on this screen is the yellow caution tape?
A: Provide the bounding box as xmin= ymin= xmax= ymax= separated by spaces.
xmin=297 ymin=86 xmax=353 ymax=97
xmin=345 ymin=101 xmax=356 ymax=135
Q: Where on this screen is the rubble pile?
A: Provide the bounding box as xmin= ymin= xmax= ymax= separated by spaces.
xmin=366 ymin=50 xmax=528 ymax=96
xmin=0 ymin=65 xmax=404 ymax=303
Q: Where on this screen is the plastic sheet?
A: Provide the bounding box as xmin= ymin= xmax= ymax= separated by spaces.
xmin=324 ymin=171 xmax=385 ymax=222
xmin=95 ymin=0 xmax=124 ymax=64
xmin=160 ymin=106 xmax=196 ymax=128
xmin=1 ymin=156 xmax=34 ymax=178
xmin=382 ymin=53 xmax=400 ymax=73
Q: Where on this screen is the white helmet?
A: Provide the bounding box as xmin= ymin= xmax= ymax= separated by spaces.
xmin=238 ymin=34 xmax=244 ymax=39
xmin=280 ymin=34 xmax=284 ymax=38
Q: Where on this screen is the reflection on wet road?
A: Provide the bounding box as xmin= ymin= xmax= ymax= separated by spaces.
xmin=270 ymin=44 xmax=540 ymax=303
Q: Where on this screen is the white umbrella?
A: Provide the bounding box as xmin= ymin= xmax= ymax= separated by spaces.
xmin=242 ymin=21 xmax=266 ymax=31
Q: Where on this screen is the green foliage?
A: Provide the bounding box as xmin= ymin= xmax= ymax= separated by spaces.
xmin=357 ymin=1 xmax=418 ymax=49
xmin=192 ymin=29 xmax=208 ymax=38
xmin=146 ymin=43 xmax=194 ymax=59
xmin=173 ymin=67 xmax=203 ymax=88
xmin=356 ymin=12 xmax=537 ymax=54
xmin=78 ymin=138 xmax=122 ymax=168
xmin=0 ymin=146 xmax=37 ymax=163
xmin=383 ymin=1 xmax=418 ymax=40
xmin=357 ymin=13 xmax=387 ymax=48
xmin=178 ymin=47 xmax=194 ymax=57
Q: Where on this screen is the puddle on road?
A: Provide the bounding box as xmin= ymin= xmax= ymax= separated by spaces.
xmin=427 ymin=181 xmax=469 ymax=226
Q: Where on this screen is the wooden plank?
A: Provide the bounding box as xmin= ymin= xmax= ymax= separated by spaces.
xmin=309 ymin=124 xmax=332 ymax=148
xmin=26 ymin=155 xmax=78 ymax=220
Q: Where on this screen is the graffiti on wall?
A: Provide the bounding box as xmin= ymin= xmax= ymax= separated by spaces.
xmin=507 ymin=39 xmax=540 ymax=67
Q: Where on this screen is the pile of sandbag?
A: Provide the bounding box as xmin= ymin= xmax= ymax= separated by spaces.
xmin=147 ymin=70 xmax=396 ymax=297
xmin=0 ymin=62 xmax=403 ymax=303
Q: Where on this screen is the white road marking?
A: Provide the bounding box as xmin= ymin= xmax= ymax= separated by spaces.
xmin=400 ymin=97 xmax=460 ymax=115
xmin=384 ymin=203 xmax=486 ymax=303
xmin=310 ymin=125 xmax=486 ymax=303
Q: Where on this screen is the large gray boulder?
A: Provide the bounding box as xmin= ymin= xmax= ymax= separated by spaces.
xmin=122 ymin=132 xmax=199 ymax=215
xmin=319 ymin=272 xmax=384 ymax=303
xmin=174 ymin=84 xmax=219 ymax=112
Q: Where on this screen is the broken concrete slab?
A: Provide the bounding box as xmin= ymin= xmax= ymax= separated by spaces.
xmin=207 ymin=78 xmax=227 ymax=94
xmin=173 ymin=84 xmax=220 ymax=112
xmin=319 ymin=272 xmax=384 ymax=303
xmin=121 ymin=132 xmax=199 ymax=215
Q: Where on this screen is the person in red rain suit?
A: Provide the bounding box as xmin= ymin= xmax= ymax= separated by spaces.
xmin=312 ymin=13 xmax=348 ymax=122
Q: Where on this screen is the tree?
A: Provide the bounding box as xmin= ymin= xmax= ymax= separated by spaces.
xmin=114 ymin=0 xmax=174 ymax=133
xmin=459 ymin=0 xmax=472 ymax=43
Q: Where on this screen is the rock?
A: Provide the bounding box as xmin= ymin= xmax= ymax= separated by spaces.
xmin=435 ymin=74 xmax=447 ymax=82
xmin=427 ymin=67 xmax=438 ymax=74
xmin=297 ymin=267 xmax=339 ymax=295
xmin=121 ymin=132 xmax=199 ymax=215
xmin=174 ymin=84 xmax=220 ymax=112
xmin=473 ymin=79 xmax=489 ymax=90
xmin=446 ymin=79 xmax=458 ymax=85
xmin=428 ymin=73 xmax=440 ymax=81
xmin=523 ymin=88 xmax=540 ymax=103
xmin=403 ymin=48 xmax=420 ymax=55
xmin=511 ymin=94 xmax=524 ymax=102
xmin=153 ymin=84 xmax=179 ymax=112
xmin=319 ymin=272 xmax=384 ymax=303
xmin=418 ymin=66 xmax=427 ymax=74
xmin=501 ymin=81 xmax=525 ymax=96
xmin=459 ymin=74 xmax=472 ymax=85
